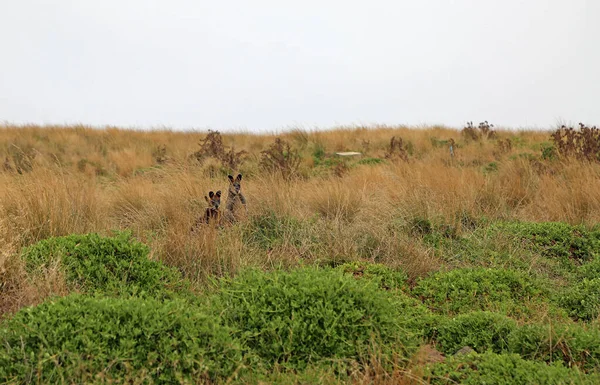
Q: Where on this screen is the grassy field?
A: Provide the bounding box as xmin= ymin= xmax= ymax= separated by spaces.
xmin=1 ymin=122 xmax=600 ymax=384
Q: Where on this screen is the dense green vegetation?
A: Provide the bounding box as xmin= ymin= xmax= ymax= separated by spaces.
xmin=2 ymin=220 xmax=600 ymax=384
xmin=20 ymin=231 xmax=187 ymax=298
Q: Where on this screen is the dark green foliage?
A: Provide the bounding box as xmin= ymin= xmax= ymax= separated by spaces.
xmin=20 ymin=231 xmax=185 ymax=298
xmin=489 ymin=222 xmax=600 ymax=262
xmin=214 ymin=267 xmax=416 ymax=370
xmin=337 ymin=261 xmax=407 ymax=290
xmin=541 ymin=144 xmax=558 ymax=160
xmin=508 ymin=323 xmax=600 ymax=372
xmin=557 ymin=278 xmax=600 ymax=321
xmin=426 ymin=351 xmax=596 ymax=385
xmin=311 ymin=143 xmax=326 ymax=164
xmin=436 ymin=312 xmax=517 ymax=354
xmin=0 ymin=295 xmax=243 ymax=384
xmin=413 ymin=268 xmax=549 ymax=316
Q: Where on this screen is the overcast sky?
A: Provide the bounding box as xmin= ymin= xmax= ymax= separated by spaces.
xmin=0 ymin=1 xmax=598 ymax=132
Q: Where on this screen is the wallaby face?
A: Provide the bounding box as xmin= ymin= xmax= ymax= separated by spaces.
xmin=192 ymin=190 xmax=223 ymax=231
xmin=228 ymin=174 xmax=242 ymax=196
xmin=205 ymin=190 xmax=221 ymax=210
xmin=204 ymin=190 xmax=222 ymax=225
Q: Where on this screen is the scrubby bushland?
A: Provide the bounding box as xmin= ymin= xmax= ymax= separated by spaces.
xmin=425 ymin=351 xmax=596 ymax=385
xmin=550 ymin=123 xmax=600 ymax=162
xmin=213 ymin=267 xmax=418 ymax=370
xmin=20 ymin=231 xmax=186 ymax=298
xmin=412 ymin=268 xmax=550 ymax=316
xmin=0 ymin=295 xmax=243 ymax=384
xmin=488 ymin=221 xmax=600 ymax=262
xmin=436 ymin=312 xmax=517 ymax=355
xmin=259 ymin=137 xmax=301 ymax=180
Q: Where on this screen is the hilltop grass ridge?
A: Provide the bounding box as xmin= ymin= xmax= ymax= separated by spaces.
xmin=2 ymin=122 xmax=600 ymax=383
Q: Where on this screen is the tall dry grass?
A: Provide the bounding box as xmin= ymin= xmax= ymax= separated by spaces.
xmin=2 ymin=123 xmax=600 ymax=315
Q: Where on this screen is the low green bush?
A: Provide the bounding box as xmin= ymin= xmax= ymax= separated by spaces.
xmin=489 ymin=222 xmax=600 ymax=262
xmin=436 ymin=312 xmax=517 ymax=355
xmin=576 ymin=257 xmax=600 ymax=279
xmin=557 ymin=278 xmax=600 ymax=321
xmin=214 ymin=267 xmax=417 ymax=370
xmin=426 ymin=351 xmax=596 ymax=385
xmin=20 ymin=231 xmax=185 ymax=298
xmin=412 ymin=268 xmax=549 ymax=316
xmin=508 ymin=323 xmax=600 ymax=372
xmin=392 ymin=291 xmax=440 ymax=341
xmin=0 ymin=295 xmax=243 ymax=384
xmin=337 ymin=261 xmax=407 ymax=290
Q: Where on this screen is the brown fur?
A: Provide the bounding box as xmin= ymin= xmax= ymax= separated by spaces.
xmin=223 ymin=174 xmax=247 ymax=224
xmin=191 ymin=190 xmax=222 ymax=231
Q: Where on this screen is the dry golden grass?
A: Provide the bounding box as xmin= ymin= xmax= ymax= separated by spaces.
xmin=2 ymin=123 xmax=600 ymax=316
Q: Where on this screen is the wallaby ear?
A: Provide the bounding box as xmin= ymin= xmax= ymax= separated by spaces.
xmin=204 ymin=195 xmax=209 ymax=202
xmin=215 ymin=190 xmax=222 ymax=197
xmin=228 ymin=175 xmax=234 ymax=182
xmin=236 ymin=174 xmax=242 ymax=182
xmin=209 ymin=191 xmax=214 ymax=198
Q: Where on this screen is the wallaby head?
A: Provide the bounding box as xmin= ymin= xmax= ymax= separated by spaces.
xmin=228 ymin=174 xmax=243 ymax=195
xmin=205 ymin=190 xmax=221 ymax=209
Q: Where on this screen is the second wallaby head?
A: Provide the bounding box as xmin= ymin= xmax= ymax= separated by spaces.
xmin=228 ymin=174 xmax=243 ymax=195
xmin=205 ymin=190 xmax=221 ymax=209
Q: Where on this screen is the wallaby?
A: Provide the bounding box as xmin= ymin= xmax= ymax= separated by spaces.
xmin=223 ymin=174 xmax=247 ymax=224
xmin=191 ymin=190 xmax=222 ymax=231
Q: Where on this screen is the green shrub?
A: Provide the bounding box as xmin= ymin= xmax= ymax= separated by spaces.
xmin=541 ymin=144 xmax=558 ymax=160
xmin=436 ymin=312 xmax=517 ymax=354
xmin=426 ymin=351 xmax=596 ymax=385
xmin=312 ymin=143 xmax=326 ymax=164
xmin=337 ymin=261 xmax=407 ymax=290
xmin=508 ymin=323 xmax=600 ymax=372
xmin=392 ymin=292 xmax=440 ymax=341
xmin=578 ymin=257 xmax=600 ymax=279
xmin=557 ymin=278 xmax=600 ymax=321
xmin=412 ymin=268 xmax=549 ymax=316
xmin=489 ymin=222 xmax=600 ymax=262
xmin=0 ymin=295 xmax=243 ymax=383
xmin=20 ymin=231 xmax=185 ymax=298
xmin=214 ymin=267 xmax=417 ymax=370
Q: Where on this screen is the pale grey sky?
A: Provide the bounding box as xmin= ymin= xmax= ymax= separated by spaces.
xmin=0 ymin=1 xmax=598 ymax=131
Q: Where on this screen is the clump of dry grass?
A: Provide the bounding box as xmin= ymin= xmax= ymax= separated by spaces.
xmin=0 ymin=170 xmax=101 ymax=247
xmin=0 ymin=224 xmax=69 ymax=317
